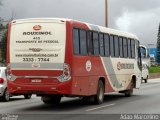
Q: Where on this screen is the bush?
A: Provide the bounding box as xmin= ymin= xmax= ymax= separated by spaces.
xmin=149 ymin=66 xmax=160 ymax=73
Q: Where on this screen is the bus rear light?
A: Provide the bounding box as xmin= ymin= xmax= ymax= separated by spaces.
xmin=58 ymin=63 xmax=71 ymax=82
xmin=0 ymin=78 xmax=4 ymax=84
xmin=63 ymin=68 xmax=69 ymax=76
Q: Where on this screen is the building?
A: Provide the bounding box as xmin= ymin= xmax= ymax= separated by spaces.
xmin=140 ymin=45 xmax=157 ymax=65
xmin=147 ymin=48 xmax=157 ymax=64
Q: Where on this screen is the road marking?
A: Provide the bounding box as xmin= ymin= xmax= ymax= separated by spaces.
xmin=86 ymin=103 xmax=115 ymax=112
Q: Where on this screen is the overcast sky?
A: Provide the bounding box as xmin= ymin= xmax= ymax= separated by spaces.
xmin=0 ymin=0 xmax=160 ymax=47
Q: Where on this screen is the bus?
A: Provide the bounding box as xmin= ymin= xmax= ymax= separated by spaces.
xmin=7 ymin=18 xmax=142 ymax=104
xmin=140 ymin=45 xmax=150 ymax=66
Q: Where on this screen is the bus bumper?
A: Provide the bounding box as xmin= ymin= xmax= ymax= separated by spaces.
xmin=7 ymin=80 xmax=72 ymax=95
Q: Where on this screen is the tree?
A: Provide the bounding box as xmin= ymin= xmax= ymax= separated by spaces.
xmin=156 ymin=23 xmax=160 ymax=64
xmin=0 ymin=0 xmax=3 ymax=31
xmin=0 ymin=1 xmax=3 ymax=33
xmin=0 ymin=18 xmax=5 ymax=32
xmin=0 ymin=24 xmax=7 ymax=65
xmin=0 ymin=0 xmax=7 ymax=66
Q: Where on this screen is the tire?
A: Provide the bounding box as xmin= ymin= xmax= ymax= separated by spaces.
xmin=2 ymin=89 xmax=10 ymax=102
xmin=145 ymin=79 xmax=148 ymax=83
xmin=41 ymin=95 xmax=61 ymax=105
xmin=24 ymin=94 xmax=32 ymax=99
xmin=81 ymin=96 xmax=94 ymax=103
xmin=94 ymin=80 xmax=104 ymax=104
xmin=125 ymin=89 xmax=133 ymax=97
xmin=145 ymin=76 xmax=148 ymax=83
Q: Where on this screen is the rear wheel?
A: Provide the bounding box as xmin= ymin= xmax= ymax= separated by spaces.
xmin=94 ymin=80 xmax=104 ymax=104
xmin=144 ymin=79 xmax=147 ymax=83
xmin=41 ymin=95 xmax=61 ymax=105
xmin=125 ymin=89 xmax=133 ymax=97
xmin=2 ymin=89 xmax=10 ymax=102
xmin=144 ymin=76 xmax=148 ymax=83
xmin=24 ymin=94 xmax=32 ymax=99
xmin=81 ymin=96 xmax=94 ymax=103
xmin=125 ymin=80 xmax=134 ymax=97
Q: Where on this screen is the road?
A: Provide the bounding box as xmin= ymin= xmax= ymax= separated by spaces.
xmin=0 ymin=79 xmax=160 ymax=120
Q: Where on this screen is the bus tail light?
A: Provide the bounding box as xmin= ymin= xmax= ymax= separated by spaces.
xmin=58 ymin=63 xmax=71 ymax=82
xmin=0 ymin=78 xmax=4 ymax=84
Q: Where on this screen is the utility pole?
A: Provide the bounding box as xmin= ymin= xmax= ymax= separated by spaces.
xmin=105 ymin=0 xmax=108 ymax=27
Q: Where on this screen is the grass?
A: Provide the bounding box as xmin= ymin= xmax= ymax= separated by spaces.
xmin=149 ymin=66 xmax=160 ymax=73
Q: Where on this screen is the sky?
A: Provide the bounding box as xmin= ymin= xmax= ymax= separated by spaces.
xmin=0 ymin=0 xmax=160 ymax=47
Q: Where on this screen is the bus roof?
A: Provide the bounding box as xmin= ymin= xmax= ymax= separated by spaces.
xmin=11 ymin=18 xmax=139 ymax=40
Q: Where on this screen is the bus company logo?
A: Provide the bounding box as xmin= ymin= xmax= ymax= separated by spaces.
xmin=29 ymin=48 xmax=42 ymax=52
xmin=117 ymin=62 xmax=121 ymax=71
xmin=32 ymin=63 xmax=40 ymax=69
xmin=33 ymin=25 xmax=41 ymax=31
xmin=117 ymin=62 xmax=134 ymax=70
xmin=86 ymin=60 xmax=92 ymax=72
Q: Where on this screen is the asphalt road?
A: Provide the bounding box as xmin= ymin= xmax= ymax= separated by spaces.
xmin=0 ymin=79 xmax=160 ymax=120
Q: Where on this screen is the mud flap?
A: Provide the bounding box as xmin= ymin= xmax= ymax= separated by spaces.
xmin=136 ymin=74 xmax=141 ymax=88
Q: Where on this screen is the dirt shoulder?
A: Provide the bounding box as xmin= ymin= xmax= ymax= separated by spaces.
xmin=149 ymin=73 xmax=160 ymax=79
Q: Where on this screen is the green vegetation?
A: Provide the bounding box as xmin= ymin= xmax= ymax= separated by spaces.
xmin=149 ymin=66 xmax=160 ymax=73
xmin=157 ymin=23 xmax=160 ymax=64
xmin=0 ymin=27 xmax=8 ymax=64
xmin=0 ymin=49 xmax=2 ymax=62
xmin=0 ymin=0 xmax=7 ymax=66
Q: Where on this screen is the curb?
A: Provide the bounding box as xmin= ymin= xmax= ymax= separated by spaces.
xmin=148 ymin=78 xmax=160 ymax=81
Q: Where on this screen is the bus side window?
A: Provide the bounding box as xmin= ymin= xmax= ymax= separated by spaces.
xmin=80 ymin=29 xmax=87 ymax=55
xmin=73 ymin=28 xmax=80 ymax=54
xmin=123 ymin=37 xmax=128 ymax=58
xmin=128 ymin=39 xmax=132 ymax=58
xmin=114 ymin=36 xmax=119 ymax=57
xmin=92 ymin=32 xmax=99 ymax=55
xmin=104 ymin=34 xmax=110 ymax=57
xmin=99 ymin=33 xmax=105 ymax=56
xmin=110 ymin=35 xmax=114 ymax=57
xmin=131 ymin=40 xmax=135 ymax=58
xmin=87 ymin=31 xmax=93 ymax=55
xmin=119 ymin=37 xmax=123 ymax=58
